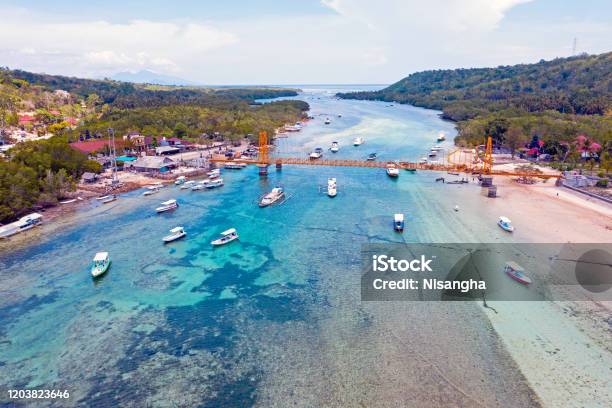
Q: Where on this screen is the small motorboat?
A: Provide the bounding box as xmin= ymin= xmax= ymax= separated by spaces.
xmin=207 ymin=169 xmax=221 ymax=179
xmin=206 ymin=178 xmax=224 ymax=189
xmin=504 ymin=261 xmax=532 ymax=285
xmin=431 ymin=145 xmax=443 ymax=151
xmin=454 ymin=205 xmax=460 ymax=212
xmin=330 ymin=141 xmax=339 ymax=153
xmin=163 ymin=226 xmax=186 ymax=243
xmin=394 ymin=214 xmax=405 ymax=231
xmin=101 ymin=195 xmax=117 ymax=204
xmin=191 ymin=182 xmax=207 ymax=191
xmin=367 ymin=153 xmax=377 ymax=161
xmin=437 ymin=132 xmax=446 ymax=142
xmin=337 ymin=114 xmax=342 ymax=118
xmin=310 ymin=148 xmax=323 ymax=159
xmin=353 ymin=137 xmax=364 ymax=146
xmin=91 ymin=252 xmax=111 ymax=278
xmin=143 ymin=185 xmax=161 ymax=196
xmin=327 ymin=178 xmax=337 ymax=197
xmin=497 ymin=216 xmax=514 ymax=232
xmin=324 ymin=118 xmax=331 ymax=125
xmin=156 ymin=199 xmax=178 ymax=213
xmin=175 ymin=176 xmax=187 ymax=185
xmin=180 ymin=180 xmax=195 ymax=190
xmin=211 ymin=228 xmax=239 ymax=246
xmin=259 ymin=187 xmax=285 ymax=207
xmin=224 ymin=162 xmax=247 ymax=169
xmin=428 ymin=150 xmax=437 ymax=157
xmin=419 ymin=157 xmax=428 ymax=164
xmin=386 ymin=164 xmax=400 ymax=177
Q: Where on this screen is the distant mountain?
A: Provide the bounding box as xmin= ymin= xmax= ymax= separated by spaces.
xmin=109 ymin=70 xmax=196 ymax=86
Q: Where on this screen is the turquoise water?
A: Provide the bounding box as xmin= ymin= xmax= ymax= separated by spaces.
xmin=0 ymin=86 xmax=528 ymax=406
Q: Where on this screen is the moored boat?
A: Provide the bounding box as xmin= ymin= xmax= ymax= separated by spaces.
xmin=156 ymin=199 xmax=178 ymax=213
xmin=419 ymin=157 xmax=428 ymax=164
xmin=454 ymin=205 xmax=460 ymax=212
xmin=259 ymin=187 xmax=285 ymax=207
xmin=367 ymin=152 xmax=377 ymax=161
xmin=180 ymin=180 xmax=195 ymax=190
xmin=91 ymin=252 xmax=111 ymax=278
xmin=324 ymin=118 xmax=331 ymax=125
xmin=205 ymin=178 xmax=224 ymax=189
xmin=163 ymin=226 xmax=186 ymax=243
xmin=211 ymin=228 xmax=239 ymax=246
xmin=330 ymin=141 xmax=339 ymax=153
xmin=143 ymin=185 xmax=161 ymax=196
xmin=437 ymin=132 xmax=446 ymax=142
xmin=191 ymin=182 xmax=207 ymax=191
xmin=207 ymin=169 xmax=221 ymax=179
xmin=101 ymin=195 xmax=117 ymax=204
xmin=386 ymin=164 xmax=400 ymax=177
xmin=327 ymin=178 xmax=337 ymax=197
xmin=394 ymin=213 xmax=405 ymax=231
xmin=497 ymin=216 xmax=514 ymax=232
xmin=175 ymin=176 xmax=187 ymax=185
xmin=224 ymin=162 xmax=247 ymax=169
xmin=504 ymin=261 xmax=532 ymax=285
xmin=0 ymin=213 xmax=43 ymax=239
xmin=353 ymin=137 xmax=364 ymax=146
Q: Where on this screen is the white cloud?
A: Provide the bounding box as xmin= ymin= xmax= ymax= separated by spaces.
xmin=0 ymin=1 xmax=609 ymax=84
xmin=0 ymin=8 xmax=237 ymax=77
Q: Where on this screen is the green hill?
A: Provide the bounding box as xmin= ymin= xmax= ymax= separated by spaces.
xmin=338 ymin=53 xmax=612 ymax=151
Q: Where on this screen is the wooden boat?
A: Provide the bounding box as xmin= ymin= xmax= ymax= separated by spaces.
xmin=504 ymin=261 xmax=532 ymax=285
xmin=497 ymin=216 xmax=514 ymax=232
xmin=394 ymin=214 xmax=404 ymax=231
xmin=91 ymin=252 xmax=111 ymax=278
xmin=163 ymin=226 xmax=186 ymax=243
xmin=211 ymin=228 xmax=239 ymax=246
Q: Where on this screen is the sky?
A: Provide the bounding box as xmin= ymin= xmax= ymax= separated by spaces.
xmin=0 ymin=0 xmax=610 ymax=84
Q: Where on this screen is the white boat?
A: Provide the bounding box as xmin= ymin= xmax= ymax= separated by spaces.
xmin=454 ymin=205 xmax=460 ymax=212
xmin=504 ymin=261 xmax=532 ymax=285
xmin=143 ymin=185 xmax=161 ymax=196
xmin=91 ymin=252 xmax=111 ymax=278
xmin=394 ymin=214 xmax=405 ymax=231
xmin=191 ymin=182 xmax=207 ymax=191
xmin=431 ymin=145 xmax=443 ymax=151
xmin=60 ymin=198 xmax=77 ymax=204
xmin=284 ymin=123 xmax=302 ymax=132
xmin=330 ymin=141 xmax=339 ymax=153
xmin=353 ymin=137 xmax=364 ymax=146
xmin=386 ymin=165 xmax=400 ymax=177
xmin=180 ymin=180 xmax=195 ymax=190
xmin=324 ymin=118 xmax=331 ymax=125
xmin=205 ymin=178 xmax=224 ymax=189
xmin=156 ymin=199 xmax=178 ymax=213
xmin=259 ymin=187 xmax=285 ymax=207
xmin=96 ymin=194 xmax=112 ymax=201
xmin=437 ymin=132 xmax=446 ymax=142
xmin=309 ymin=150 xmax=322 ymax=159
xmin=207 ymin=169 xmax=221 ymax=179
xmin=0 ymin=213 xmax=43 ymax=239
xmin=175 ymin=176 xmax=187 ymax=185
xmin=497 ymin=216 xmax=514 ymax=232
xmin=101 ymin=195 xmax=117 ymax=204
xmin=327 ymin=178 xmax=337 ymax=197
xmin=163 ymin=226 xmax=186 ymax=243
xmin=211 ymin=228 xmax=239 ymax=246
xmin=419 ymin=157 xmax=428 ymax=164
xmin=428 ymin=150 xmax=437 ymax=157
xmin=224 ymin=162 xmax=247 ymax=169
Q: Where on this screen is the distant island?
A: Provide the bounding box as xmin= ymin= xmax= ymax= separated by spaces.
xmin=337 ymin=52 xmax=611 ymax=160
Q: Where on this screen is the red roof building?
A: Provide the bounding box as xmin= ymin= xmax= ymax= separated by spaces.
xmin=70 ymin=140 xmax=111 ymax=154
xmin=65 ymin=117 xmax=79 ymax=126
xmin=18 ymin=115 xmax=35 ymax=125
